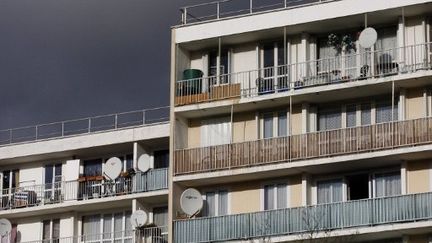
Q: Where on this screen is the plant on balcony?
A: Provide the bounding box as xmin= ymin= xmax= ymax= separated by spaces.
xmin=327 ymin=33 xmax=356 ymax=53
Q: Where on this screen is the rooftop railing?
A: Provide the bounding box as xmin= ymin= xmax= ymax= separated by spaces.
xmin=174 ymin=192 xmax=432 ymax=242
xmin=175 ymin=116 xmax=432 ymax=175
xmin=0 ymin=106 xmax=169 ymax=147
xmin=180 ymin=0 xmax=338 ymax=25
xmin=0 ymin=168 xmax=168 ymax=211
xmin=175 ymin=42 xmax=432 ymax=106
xmin=19 ymin=226 xmax=168 ymax=243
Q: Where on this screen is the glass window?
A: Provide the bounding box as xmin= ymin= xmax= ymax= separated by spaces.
xmin=83 ymin=211 xmax=131 ymax=241
xmin=376 ymin=101 xmax=398 ymax=123
xmin=264 ymin=184 xmax=287 ymax=210
xmin=153 ymin=207 xmax=168 ymax=227
xmin=318 ymin=108 xmax=342 ymax=131
xmin=263 ymin=113 xmax=274 ymax=138
xmin=42 ymin=220 xmax=51 ymax=240
xmin=205 ymin=192 xmax=216 ymax=217
xmin=82 ymin=214 xmax=101 ymax=241
xmin=317 ymin=179 xmax=343 ymax=204
xmin=209 ymin=50 xmax=229 ymax=78
xmin=125 ymin=154 xmax=133 ymax=171
xmin=361 ymin=103 xmax=372 ymax=125
xmin=204 ymin=190 xmax=228 ymax=217
xmin=218 ymin=190 xmax=228 ymax=216
xmin=278 ymin=112 xmax=287 ymax=137
xmin=154 ymin=150 xmax=169 ymax=169
xmin=263 ymin=44 xmax=274 ymax=68
xmin=83 ymin=159 xmax=102 ymax=177
xmin=346 ymin=105 xmax=357 ymax=128
xmin=375 ymin=171 xmax=401 ymax=197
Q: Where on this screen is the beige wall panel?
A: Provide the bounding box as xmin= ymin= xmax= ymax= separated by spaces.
xmin=233 ymin=112 xmax=257 ymax=143
xmin=407 ymin=160 xmax=430 ymax=194
xmin=406 ymin=88 xmax=425 ymax=119
xmin=190 ymin=52 xmax=204 ymax=71
xmin=291 ymin=105 xmax=303 ymax=135
xmin=187 ymin=119 xmax=201 ymax=148
xmin=290 ymin=175 xmax=303 ymax=207
xmin=230 ymin=183 xmax=261 ymax=214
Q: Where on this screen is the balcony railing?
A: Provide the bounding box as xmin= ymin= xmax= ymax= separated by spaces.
xmin=19 ymin=226 xmax=168 ymax=243
xmin=0 ymin=106 xmax=169 ymax=146
xmin=174 ymin=192 xmax=432 ymax=242
xmin=0 ymin=168 xmax=168 ymax=211
xmin=175 ymin=43 xmax=432 ymax=106
xmin=180 ymin=0 xmax=338 ymax=25
xmin=174 ymin=117 xmax=432 ymax=175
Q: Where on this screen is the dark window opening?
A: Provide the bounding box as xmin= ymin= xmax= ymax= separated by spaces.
xmin=154 ymin=150 xmax=169 ymax=169
xmin=347 ymin=174 xmax=369 ymax=200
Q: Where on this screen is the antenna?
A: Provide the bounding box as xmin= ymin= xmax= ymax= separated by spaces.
xmin=359 ymin=27 xmax=378 ymax=48
xmin=130 ymin=210 xmax=148 ymax=228
xmin=0 ymin=219 xmax=11 ymax=237
xmin=137 ymin=154 xmax=151 ymax=173
xmin=180 ymin=188 xmax=203 ymax=217
xmin=104 ymin=157 xmax=122 ymax=180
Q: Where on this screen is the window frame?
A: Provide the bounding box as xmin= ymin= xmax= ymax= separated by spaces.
xmin=260 ymin=180 xmax=290 ymax=211
xmin=259 ymin=110 xmax=289 ymax=139
xmin=201 ymin=188 xmax=231 ymax=217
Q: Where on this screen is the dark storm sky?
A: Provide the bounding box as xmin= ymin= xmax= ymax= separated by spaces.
xmin=0 ymin=0 xmax=205 ymax=129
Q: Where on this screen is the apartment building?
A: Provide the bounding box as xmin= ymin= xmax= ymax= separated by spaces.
xmin=0 ymin=107 xmax=169 ymax=242
xmin=170 ymin=0 xmax=432 ymax=242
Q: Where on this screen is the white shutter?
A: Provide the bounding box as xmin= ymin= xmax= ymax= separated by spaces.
xmin=201 ymin=117 xmax=231 ymax=147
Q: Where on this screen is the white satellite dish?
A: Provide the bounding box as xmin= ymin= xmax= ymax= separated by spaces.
xmin=359 ymin=27 xmax=378 ymax=48
xmin=137 ymin=154 xmax=151 ymax=173
xmin=0 ymin=219 xmax=12 ymax=237
xmin=130 ymin=210 xmax=148 ymax=228
xmin=104 ymin=157 xmax=122 ymax=180
xmin=180 ymin=188 xmax=203 ymax=216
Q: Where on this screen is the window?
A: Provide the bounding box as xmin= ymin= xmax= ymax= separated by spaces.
xmin=203 ymin=190 xmax=228 ymax=217
xmin=44 ymin=164 xmax=62 ymax=201
xmin=317 ymin=179 xmax=343 ymax=204
xmin=43 ymin=219 xmax=60 ymax=241
xmin=376 ymin=100 xmax=398 ymax=123
xmin=318 ymin=107 xmax=342 ymax=131
xmin=154 ymin=150 xmax=169 ymax=169
xmin=153 ymin=206 xmax=168 ymax=228
xmin=346 ymin=105 xmax=357 ymax=128
xmin=261 ymin=111 xmax=288 ymax=139
xmin=125 ymin=154 xmax=133 ymax=171
xmin=2 ymin=170 xmax=19 ymax=190
xmin=82 ymin=211 xmax=132 ymax=241
xmin=259 ymin=42 xmax=287 ymax=93
xmin=361 ymin=103 xmax=372 ymax=125
xmin=264 ymin=183 xmax=288 ymax=210
xmin=374 ymin=171 xmax=401 ymax=197
xmin=209 ymin=49 xmax=229 ymax=84
xmin=375 ymin=27 xmax=397 ymax=62
xmin=200 ymin=117 xmax=231 ymax=147
xmin=83 ymin=159 xmax=102 ymax=177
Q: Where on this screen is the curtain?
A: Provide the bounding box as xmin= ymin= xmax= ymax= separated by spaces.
xmin=205 ymin=192 xmax=216 ymax=216
xmin=263 ymin=113 xmax=274 ymax=138
xmin=82 ymin=215 xmax=101 ymax=241
xmin=317 ymin=179 xmax=343 ymax=204
xmin=376 ymin=101 xmax=398 ymax=123
xmin=278 ymin=112 xmax=288 ymax=137
xmin=276 ymin=184 xmax=287 ymax=209
xmin=264 ymin=185 xmax=275 ymax=210
xmin=124 ymin=211 xmax=132 ymax=236
xmin=361 ymin=103 xmax=372 ymax=125
xmin=114 ymin=213 xmax=123 ymax=239
xmin=218 ymin=190 xmax=228 ymax=216
xmin=153 ymin=207 xmax=168 ymax=227
xmin=201 ymin=117 xmax=231 ymax=147
xmin=375 ymin=27 xmax=398 ymax=64
xmin=52 ymin=219 xmax=60 ymax=240
xmin=375 ymin=172 xmax=401 ymax=197
xmin=318 ymin=38 xmax=340 ymax=72
xmin=103 ymin=214 xmax=112 ymax=240
xmin=42 ymin=220 xmax=50 ymax=240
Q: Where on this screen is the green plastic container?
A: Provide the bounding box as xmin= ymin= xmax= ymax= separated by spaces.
xmin=183 ymin=69 xmax=203 ymax=80
xmin=181 ymin=69 xmax=203 ymax=95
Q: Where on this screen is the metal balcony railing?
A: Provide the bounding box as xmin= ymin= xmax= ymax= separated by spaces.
xmin=174 ymin=117 xmax=432 ymax=175
xmin=175 ymin=43 xmax=432 ymax=106
xmin=174 ymin=192 xmax=432 ymax=242
xmin=180 ymin=0 xmax=338 ymax=25
xmin=0 ymin=106 xmax=169 ymax=146
xmin=19 ymin=226 xmax=168 ymax=243
xmin=0 ymin=168 xmax=168 ymax=211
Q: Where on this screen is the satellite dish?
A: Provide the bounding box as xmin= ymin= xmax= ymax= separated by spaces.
xmin=0 ymin=219 xmax=11 ymax=236
xmin=180 ymin=188 xmax=203 ymax=216
xmin=104 ymin=157 xmax=122 ymax=180
xmin=359 ymin=27 xmax=378 ymax=48
xmin=137 ymin=154 xmax=151 ymax=173
xmin=130 ymin=210 xmax=148 ymax=228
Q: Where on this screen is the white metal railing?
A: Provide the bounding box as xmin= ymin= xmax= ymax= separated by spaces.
xmin=174 ymin=192 xmax=432 ymax=242
xmin=0 ymin=168 xmax=168 ymax=211
xmin=0 ymin=106 xmax=169 ymax=146
xmin=175 ymin=42 xmax=432 ymax=106
xmin=19 ymin=226 xmax=168 ymax=243
xmin=180 ymin=0 xmax=338 ymax=25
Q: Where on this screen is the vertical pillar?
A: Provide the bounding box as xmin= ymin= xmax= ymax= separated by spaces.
xmin=401 ymin=161 xmax=407 ymax=195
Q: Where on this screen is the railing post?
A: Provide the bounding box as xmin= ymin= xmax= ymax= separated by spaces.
xmin=35 ymin=125 xmax=38 ymax=140
xmin=88 ymin=118 xmax=91 ymax=133
xmin=216 ymin=2 xmax=220 ymax=19
xmin=250 ymin=0 xmax=253 ymax=13
xmin=183 ymin=8 xmax=188 ymax=24
xmin=9 ymin=129 xmax=12 ymax=144
xmin=284 ymin=0 xmax=287 ymax=8
xmin=143 ymin=110 xmax=146 ymax=125
xmin=61 ymin=122 xmax=64 ymax=137
xmin=115 ymin=114 xmax=118 ymax=129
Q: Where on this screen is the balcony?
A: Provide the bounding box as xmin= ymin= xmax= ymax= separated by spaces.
xmin=180 ymin=0 xmax=338 ymax=25
xmin=0 ymin=168 xmax=168 ymax=211
xmin=174 ymin=192 xmax=432 ymax=242
xmin=174 ymin=117 xmax=432 ymax=175
xmin=19 ymin=226 xmax=168 ymax=243
xmin=175 ymin=43 xmax=432 ymax=107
